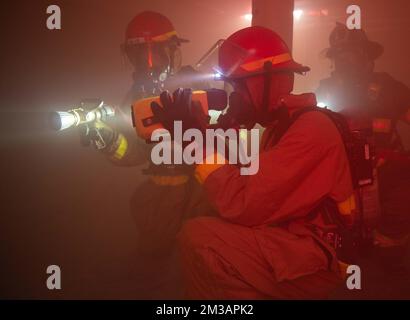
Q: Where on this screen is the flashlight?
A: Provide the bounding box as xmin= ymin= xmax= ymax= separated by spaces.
xmin=213 ymin=71 xmax=223 ymax=80
xmin=50 ymin=100 xmax=115 ymax=131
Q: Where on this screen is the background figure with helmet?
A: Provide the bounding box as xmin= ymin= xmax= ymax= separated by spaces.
xmin=316 ymin=23 xmax=410 ymax=273
xmin=152 ymin=26 xmax=359 ymax=299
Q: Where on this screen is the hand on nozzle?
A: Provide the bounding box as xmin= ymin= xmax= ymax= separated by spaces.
xmin=79 ymin=120 xmax=116 ymax=151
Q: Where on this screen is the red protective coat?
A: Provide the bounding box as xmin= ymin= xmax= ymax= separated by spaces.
xmin=178 ymin=93 xmax=354 ymax=299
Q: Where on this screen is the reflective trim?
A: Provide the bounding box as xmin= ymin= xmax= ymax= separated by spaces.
xmin=127 ymin=30 xmax=177 ymax=44
xmin=372 ymin=118 xmax=391 ymax=133
xmin=151 ymin=175 xmax=189 ymax=186
xmin=240 ymin=53 xmax=292 ymax=71
xmin=112 ymin=134 xmax=128 ymax=160
xmin=337 ymin=193 xmax=356 ymax=216
xmin=338 ymin=261 xmax=349 ymax=280
xmin=152 ymin=30 xmax=177 ymax=42
xmin=195 ymin=153 xmax=226 ymax=184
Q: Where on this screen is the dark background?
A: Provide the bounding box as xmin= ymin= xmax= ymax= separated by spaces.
xmin=0 ymin=0 xmax=409 ymax=299
xmin=0 ymin=0 xmax=251 ymax=299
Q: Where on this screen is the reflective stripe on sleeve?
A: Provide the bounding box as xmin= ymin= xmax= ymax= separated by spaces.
xmin=111 ymin=134 xmax=128 ymax=160
xmin=195 ymin=153 xmax=226 ymax=184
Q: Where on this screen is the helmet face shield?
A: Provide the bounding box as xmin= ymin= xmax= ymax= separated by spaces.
xmin=195 ymin=39 xmax=253 ymax=79
xmin=195 ymin=36 xmax=309 ymax=89
xmin=123 ymin=41 xmax=172 ymax=77
xmin=194 ymin=39 xmax=255 ymax=92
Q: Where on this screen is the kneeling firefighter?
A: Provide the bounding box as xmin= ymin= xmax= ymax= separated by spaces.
xmin=155 ymin=26 xmax=358 ymax=299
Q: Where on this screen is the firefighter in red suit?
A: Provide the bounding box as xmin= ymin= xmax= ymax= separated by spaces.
xmin=81 ymin=11 xmax=212 ymax=297
xmin=159 ymin=26 xmax=357 ymax=299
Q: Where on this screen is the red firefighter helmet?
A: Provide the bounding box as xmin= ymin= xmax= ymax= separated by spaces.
xmin=125 ymin=11 xmax=188 ymax=45
xmin=218 ymin=26 xmax=309 ymax=79
xmin=123 ymin=11 xmax=189 ymax=84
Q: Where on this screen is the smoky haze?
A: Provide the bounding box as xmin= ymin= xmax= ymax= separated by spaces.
xmin=0 ymin=0 xmax=251 ymax=299
xmin=0 ymin=0 xmax=409 ymax=299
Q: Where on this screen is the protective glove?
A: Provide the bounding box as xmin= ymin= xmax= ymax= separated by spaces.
xmin=216 ymin=91 xmax=256 ymax=130
xmin=150 ymin=88 xmax=209 ymax=138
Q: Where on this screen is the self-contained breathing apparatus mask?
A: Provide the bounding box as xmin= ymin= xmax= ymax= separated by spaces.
xmin=122 ymin=35 xmax=183 ymax=98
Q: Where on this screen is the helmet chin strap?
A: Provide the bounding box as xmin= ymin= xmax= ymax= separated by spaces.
xmin=258 ymin=61 xmax=288 ymax=125
xmin=261 ymin=61 xmax=272 ymax=122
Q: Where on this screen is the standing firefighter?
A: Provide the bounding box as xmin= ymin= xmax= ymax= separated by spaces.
xmin=159 ymin=26 xmax=356 ymax=299
xmin=316 ymin=23 xmax=410 ymax=264
xmin=80 ymin=11 xmax=212 ymax=297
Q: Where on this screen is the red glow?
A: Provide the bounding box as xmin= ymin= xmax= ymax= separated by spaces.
xmin=147 ymin=42 xmax=153 ymax=68
xmin=307 ymin=9 xmax=329 ymax=17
